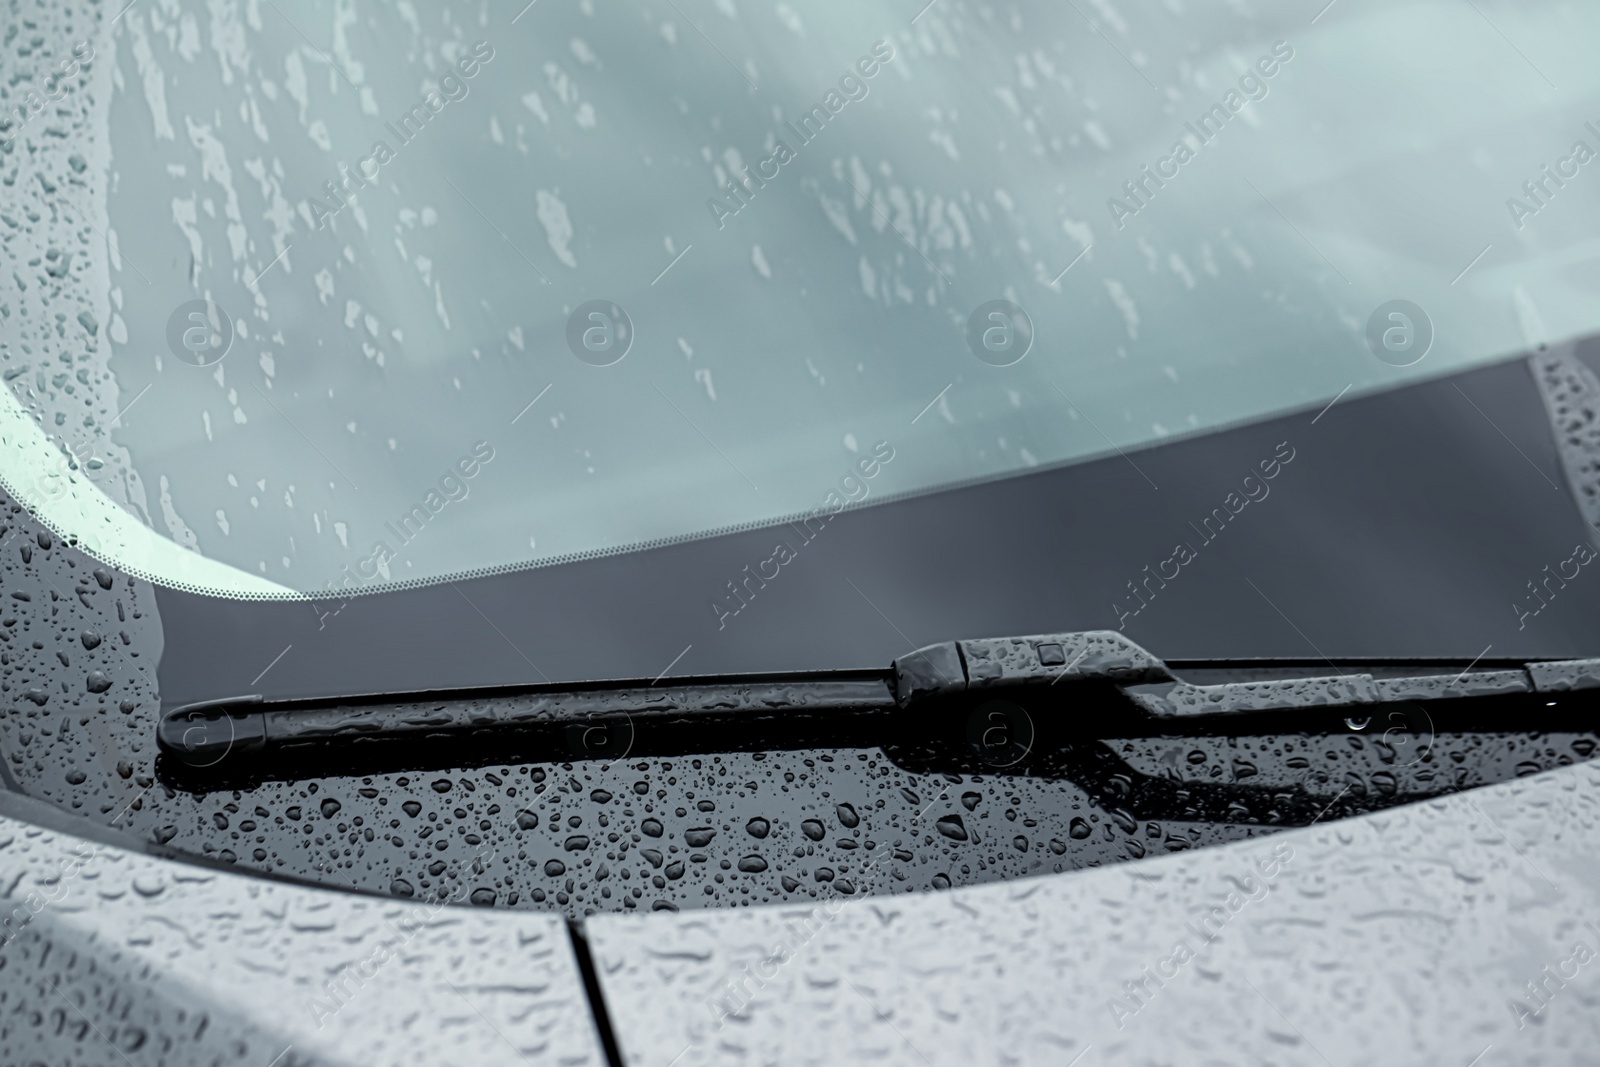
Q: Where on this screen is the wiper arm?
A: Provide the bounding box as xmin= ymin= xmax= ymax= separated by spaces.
xmin=893 ymin=630 xmax=1597 ymax=713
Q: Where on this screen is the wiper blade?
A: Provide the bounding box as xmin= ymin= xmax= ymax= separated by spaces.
xmin=157 ymin=671 xmax=894 ymax=767
xmin=156 ymin=629 xmax=1600 ymax=786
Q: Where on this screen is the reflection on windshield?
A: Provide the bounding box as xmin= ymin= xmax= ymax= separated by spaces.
xmin=5 ymin=0 xmax=1600 ymax=597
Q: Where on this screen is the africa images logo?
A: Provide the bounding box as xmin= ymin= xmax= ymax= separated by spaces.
xmin=1504 ymin=118 xmax=1600 ymax=230
xmin=303 ymin=42 xmax=496 ymax=230
xmin=1365 ymin=300 xmax=1432 ymax=367
xmin=565 ymin=301 xmax=634 ymax=366
xmin=1105 ymin=40 xmax=1295 ymax=230
xmin=965 ymin=300 xmax=1034 ymax=367
xmin=710 ymin=441 xmax=895 ymax=630
xmin=0 ymin=40 xmax=93 ymax=148
xmin=308 ymin=441 xmax=496 ymax=629
xmin=165 ymin=299 xmax=235 ymax=366
xmin=1114 ymin=442 xmax=1296 ymax=629
xmin=706 ymin=39 xmax=896 ymax=230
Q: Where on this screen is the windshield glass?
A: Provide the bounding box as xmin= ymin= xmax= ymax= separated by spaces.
xmin=5 ymin=0 xmax=1600 ymax=599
